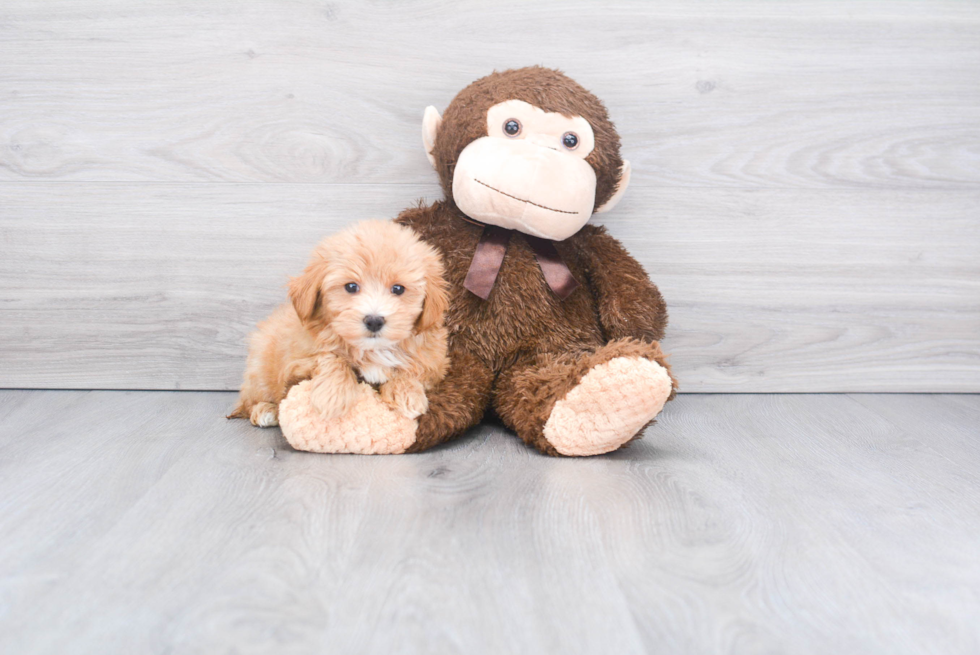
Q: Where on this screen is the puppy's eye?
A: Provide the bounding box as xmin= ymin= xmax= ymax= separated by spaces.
xmin=344 ymin=282 xmax=359 ymax=293
xmin=503 ymin=119 xmax=521 ymax=137
xmin=562 ymin=132 xmax=579 ymax=150
xmin=391 ymin=284 xmax=405 ymax=296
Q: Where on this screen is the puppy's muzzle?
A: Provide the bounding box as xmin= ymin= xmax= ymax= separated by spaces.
xmin=363 ymin=315 xmax=385 ymax=334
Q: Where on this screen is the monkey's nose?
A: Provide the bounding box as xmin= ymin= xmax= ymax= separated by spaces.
xmin=363 ymin=315 xmax=385 ymax=333
xmin=526 ymin=133 xmax=560 ymax=151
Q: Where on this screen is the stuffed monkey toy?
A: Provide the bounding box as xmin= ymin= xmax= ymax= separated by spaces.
xmin=279 ymin=66 xmax=676 ymax=456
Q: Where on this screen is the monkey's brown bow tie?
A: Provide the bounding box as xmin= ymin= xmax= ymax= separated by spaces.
xmin=463 ymin=225 xmax=580 ymax=301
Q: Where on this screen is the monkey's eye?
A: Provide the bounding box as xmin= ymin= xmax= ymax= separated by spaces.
xmin=562 ymin=132 xmax=579 ymax=150
xmin=391 ymin=284 xmax=405 ymax=296
xmin=503 ymin=119 xmax=522 ymax=137
xmin=344 ymin=282 xmax=359 ymax=293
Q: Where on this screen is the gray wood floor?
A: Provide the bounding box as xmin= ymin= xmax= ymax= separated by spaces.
xmin=1 ymin=391 xmax=978 ymax=654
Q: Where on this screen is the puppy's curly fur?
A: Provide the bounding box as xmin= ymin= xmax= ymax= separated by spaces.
xmin=229 ymin=220 xmax=449 ymax=428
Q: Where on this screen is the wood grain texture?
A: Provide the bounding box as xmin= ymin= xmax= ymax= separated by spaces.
xmin=1 ymin=390 xmax=978 ymax=654
xmin=1 ymin=183 xmax=977 ymax=391
xmin=848 ymin=393 xmax=980 ymax=465
xmin=1 ymin=1 xmax=979 ymax=392
xmin=1 ymin=1 xmax=978 ymax=188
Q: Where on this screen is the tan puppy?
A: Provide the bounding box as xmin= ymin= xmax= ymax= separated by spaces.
xmin=230 ymin=220 xmax=449 ymax=428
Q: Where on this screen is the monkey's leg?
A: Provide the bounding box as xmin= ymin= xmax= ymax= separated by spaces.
xmin=407 ymin=348 xmax=495 ymax=453
xmin=278 ymin=347 xmax=494 ymax=455
xmin=493 ymin=338 xmax=676 ymax=456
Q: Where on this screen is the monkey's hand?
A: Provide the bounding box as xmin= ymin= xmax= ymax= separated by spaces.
xmin=578 ymin=226 xmax=668 ymax=344
xmin=379 ymin=376 xmax=428 ymax=420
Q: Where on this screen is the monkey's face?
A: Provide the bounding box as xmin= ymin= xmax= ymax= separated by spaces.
xmin=422 ymin=68 xmax=631 ymax=241
xmin=450 ymin=100 xmax=598 ymax=241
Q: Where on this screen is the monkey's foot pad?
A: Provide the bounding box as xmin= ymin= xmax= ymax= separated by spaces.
xmin=542 ymin=356 xmax=673 ymax=456
xmin=279 ymin=380 xmax=417 ymax=454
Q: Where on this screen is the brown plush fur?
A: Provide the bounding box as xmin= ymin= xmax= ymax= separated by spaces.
xmin=397 ymin=67 xmax=675 ymax=455
xmin=398 ymin=227 xmax=675 ymax=454
xmin=495 ymin=338 xmax=675 ymax=456
xmin=230 ymin=220 xmax=449 ymax=427
xmin=432 ymin=66 xmax=625 ymax=215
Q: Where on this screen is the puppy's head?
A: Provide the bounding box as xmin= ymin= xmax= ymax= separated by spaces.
xmin=289 ymin=220 xmax=448 ymax=349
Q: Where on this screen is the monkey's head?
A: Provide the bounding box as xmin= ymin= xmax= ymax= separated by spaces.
xmin=422 ymin=66 xmax=630 ymax=241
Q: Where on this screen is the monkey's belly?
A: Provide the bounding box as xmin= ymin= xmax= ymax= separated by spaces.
xmin=447 ymin=257 xmax=603 ymax=366
xmin=407 ymin=213 xmax=603 ymax=366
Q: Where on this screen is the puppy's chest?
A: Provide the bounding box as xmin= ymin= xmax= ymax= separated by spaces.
xmin=355 ymin=348 xmax=408 ymax=386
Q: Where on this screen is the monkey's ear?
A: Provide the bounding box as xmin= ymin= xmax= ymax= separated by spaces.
xmin=422 ymin=106 xmax=442 ymax=168
xmin=594 ymin=160 xmax=631 ymax=214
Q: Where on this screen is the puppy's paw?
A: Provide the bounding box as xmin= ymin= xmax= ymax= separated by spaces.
xmin=249 ymin=402 xmax=279 ymax=428
xmin=380 ymin=379 xmax=428 ymax=420
xmin=310 ymin=394 xmax=354 ymax=421
xmin=310 ymin=377 xmax=361 ymax=420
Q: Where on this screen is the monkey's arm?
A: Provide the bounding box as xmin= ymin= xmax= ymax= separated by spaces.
xmin=575 ymin=226 xmax=668 ymax=344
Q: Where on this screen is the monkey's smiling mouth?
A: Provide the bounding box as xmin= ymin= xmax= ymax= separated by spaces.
xmin=473 ymin=179 xmax=578 ymax=215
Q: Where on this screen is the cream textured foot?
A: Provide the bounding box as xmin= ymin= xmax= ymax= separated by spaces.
xmin=278 ymin=380 xmax=418 ymax=454
xmin=543 ymin=357 xmax=672 ymax=456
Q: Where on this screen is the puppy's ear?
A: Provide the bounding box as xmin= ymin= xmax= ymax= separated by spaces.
xmin=289 ymin=261 xmax=326 ymax=322
xmin=415 ymin=254 xmax=449 ymax=334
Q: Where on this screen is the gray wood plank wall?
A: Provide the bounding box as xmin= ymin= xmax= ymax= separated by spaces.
xmin=1 ymin=0 xmax=978 ymax=391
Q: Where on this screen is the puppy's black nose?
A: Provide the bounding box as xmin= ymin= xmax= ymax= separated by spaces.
xmin=363 ymin=315 xmax=385 ymax=333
